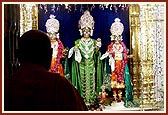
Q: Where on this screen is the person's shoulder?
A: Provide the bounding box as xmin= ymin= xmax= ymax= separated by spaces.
xmin=46 ymin=72 xmax=71 ymax=85
xmin=47 ymin=72 xmax=77 ymax=94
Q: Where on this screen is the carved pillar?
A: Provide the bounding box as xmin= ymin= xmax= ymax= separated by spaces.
xmin=129 ymin=4 xmax=141 ymax=100
xmin=138 ymin=4 xmax=153 ymax=109
xmin=150 ymin=4 xmax=165 ymax=111
xmin=20 ymin=4 xmax=38 ymax=36
xmin=138 ymin=3 xmax=165 ymax=110
xmin=129 ymin=3 xmax=165 ymax=110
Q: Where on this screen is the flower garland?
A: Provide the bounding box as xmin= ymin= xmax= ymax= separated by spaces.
xmin=108 ymin=41 xmax=128 ymax=83
xmin=50 ymin=38 xmax=65 ymax=73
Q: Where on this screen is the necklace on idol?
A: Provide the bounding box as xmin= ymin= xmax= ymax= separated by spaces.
xmin=113 ymin=43 xmax=123 ymax=53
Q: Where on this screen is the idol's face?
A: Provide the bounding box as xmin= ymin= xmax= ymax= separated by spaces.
xmin=114 ymin=40 xmax=119 ymax=44
xmin=113 ymin=35 xmax=121 ymax=43
xmin=82 ymin=27 xmax=91 ymax=38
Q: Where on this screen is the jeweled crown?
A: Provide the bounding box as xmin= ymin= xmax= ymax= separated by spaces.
xmin=78 ymin=10 xmax=95 ymax=30
xmin=45 ymin=14 xmax=60 ymax=34
xmin=110 ymin=18 xmax=124 ymax=36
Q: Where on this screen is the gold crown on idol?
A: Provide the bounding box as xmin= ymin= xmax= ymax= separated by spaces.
xmin=45 ymin=14 xmax=60 ymax=34
xmin=110 ymin=18 xmax=124 ymax=41
xmin=78 ymin=10 xmax=95 ymax=30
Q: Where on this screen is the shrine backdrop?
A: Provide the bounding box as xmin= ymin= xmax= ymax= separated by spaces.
xmin=38 ymin=4 xmax=130 ymax=54
xmin=4 ymin=3 xmax=165 ymax=111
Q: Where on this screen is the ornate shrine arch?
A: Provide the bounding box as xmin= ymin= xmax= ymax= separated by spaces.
xmin=4 ymin=3 xmax=165 ymax=111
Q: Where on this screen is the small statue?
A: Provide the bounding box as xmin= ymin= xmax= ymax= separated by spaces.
xmin=99 ymin=85 xmax=108 ymax=103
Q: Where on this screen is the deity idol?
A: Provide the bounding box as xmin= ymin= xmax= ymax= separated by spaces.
xmin=45 ymin=14 xmax=68 ymax=76
xmin=68 ymin=10 xmax=102 ymax=106
xmin=99 ymin=85 xmax=108 ymax=103
xmin=100 ymin=18 xmax=133 ymax=106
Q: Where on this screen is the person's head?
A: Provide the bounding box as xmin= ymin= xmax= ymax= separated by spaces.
xmin=18 ymin=30 xmax=52 ymax=70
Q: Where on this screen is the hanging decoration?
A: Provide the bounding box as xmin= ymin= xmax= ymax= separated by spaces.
xmin=64 ymin=3 xmax=69 ymax=9
xmin=44 ymin=4 xmax=48 ymax=13
xmin=109 ymin=4 xmax=113 ymax=10
xmin=51 ymin=4 xmax=56 ymax=12
xmin=90 ymin=4 xmax=95 ymax=11
xmin=80 ymin=4 xmax=84 ymax=13
xmin=74 ymin=4 xmax=77 ymax=12
xmin=38 ymin=4 xmax=129 ymax=13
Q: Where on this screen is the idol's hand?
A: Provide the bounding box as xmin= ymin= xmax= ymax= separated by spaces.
xmin=128 ymin=54 xmax=133 ymax=58
xmin=62 ymin=47 xmax=69 ymax=56
xmin=96 ymin=38 xmax=101 ymax=48
xmin=74 ymin=44 xmax=79 ymax=52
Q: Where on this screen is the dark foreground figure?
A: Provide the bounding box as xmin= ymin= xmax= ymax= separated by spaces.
xmin=4 ymin=30 xmax=88 ymax=111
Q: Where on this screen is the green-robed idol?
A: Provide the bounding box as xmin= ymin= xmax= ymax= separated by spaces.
xmin=68 ymin=10 xmax=103 ymax=106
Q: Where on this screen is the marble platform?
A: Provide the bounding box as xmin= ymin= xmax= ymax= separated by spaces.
xmin=102 ymin=101 xmax=160 ymax=112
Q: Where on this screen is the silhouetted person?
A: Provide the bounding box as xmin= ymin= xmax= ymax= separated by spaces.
xmin=4 ymin=30 xmax=88 ymax=111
